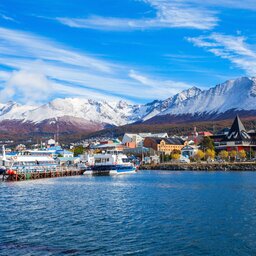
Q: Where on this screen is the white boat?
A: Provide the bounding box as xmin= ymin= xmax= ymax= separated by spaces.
xmin=83 ymin=152 xmax=137 ymax=175
xmin=1 ymin=155 xmax=57 ymax=173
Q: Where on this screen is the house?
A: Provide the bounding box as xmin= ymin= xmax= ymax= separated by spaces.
xmin=143 ymin=137 xmax=186 ymax=154
xmin=143 ymin=155 xmax=160 ymax=164
xmin=122 ymin=132 xmax=169 ymax=148
xmin=122 ymin=133 xmax=144 ymax=147
xmin=212 ymin=115 xmax=256 ymax=152
xmin=59 ymin=150 xmax=74 ymax=158
xmin=181 ymin=145 xmax=199 ymax=158
xmin=57 ymin=157 xmax=80 ymax=166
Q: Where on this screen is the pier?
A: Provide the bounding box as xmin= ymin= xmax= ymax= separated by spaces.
xmin=1 ymin=167 xmax=84 ymax=182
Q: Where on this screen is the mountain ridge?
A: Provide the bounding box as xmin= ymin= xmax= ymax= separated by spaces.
xmin=0 ymin=76 xmax=256 ymax=137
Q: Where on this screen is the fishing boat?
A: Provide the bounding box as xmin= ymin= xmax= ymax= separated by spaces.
xmin=83 ymin=151 xmax=137 ymax=175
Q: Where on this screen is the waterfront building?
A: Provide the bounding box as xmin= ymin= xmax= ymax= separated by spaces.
xmin=181 ymin=145 xmax=199 ymax=158
xmin=57 ymin=157 xmax=80 ymax=166
xmin=213 ymin=115 xmax=256 ymax=153
xmin=143 ymin=137 xmax=186 ymax=154
xmin=123 ymin=146 xmax=151 ymax=156
xmin=122 ymin=133 xmax=144 ymax=147
xmin=122 ymin=132 xmax=168 ymax=148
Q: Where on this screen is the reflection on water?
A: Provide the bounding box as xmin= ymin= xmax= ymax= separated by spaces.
xmin=1 ymin=171 xmax=256 ymax=255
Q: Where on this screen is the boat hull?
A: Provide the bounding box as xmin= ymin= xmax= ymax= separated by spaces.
xmin=84 ymin=165 xmax=136 ymax=176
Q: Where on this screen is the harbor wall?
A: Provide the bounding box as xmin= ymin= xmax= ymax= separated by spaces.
xmin=140 ymin=162 xmax=256 ymax=171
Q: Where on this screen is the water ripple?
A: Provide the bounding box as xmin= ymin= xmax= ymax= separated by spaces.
xmin=1 ymin=171 xmax=256 ymax=255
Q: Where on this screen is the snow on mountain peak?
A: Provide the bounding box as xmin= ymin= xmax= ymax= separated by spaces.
xmin=0 ymin=77 xmax=255 ymax=126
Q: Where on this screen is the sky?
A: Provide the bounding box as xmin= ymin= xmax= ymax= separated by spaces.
xmin=0 ymin=0 xmax=256 ymax=105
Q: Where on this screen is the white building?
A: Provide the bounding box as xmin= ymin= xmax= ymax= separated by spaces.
xmin=47 ymin=139 xmax=56 ymax=146
xmin=122 ymin=133 xmax=144 ymax=147
xmin=122 ymin=132 xmax=168 ymax=147
xmin=139 ymin=133 xmax=168 ymax=138
xmin=181 ymin=145 xmax=199 ymax=158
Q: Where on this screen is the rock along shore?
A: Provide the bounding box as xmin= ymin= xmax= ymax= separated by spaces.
xmin=139 ymin=162 xmax=256 ymax=171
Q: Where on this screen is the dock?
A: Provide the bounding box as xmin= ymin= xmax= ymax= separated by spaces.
xmin=1 ymin=167 xmax=85 ymax=182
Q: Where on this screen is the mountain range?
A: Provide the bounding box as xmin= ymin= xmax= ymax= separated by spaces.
xmin=1 ymin=76 xmax=256 ymax=137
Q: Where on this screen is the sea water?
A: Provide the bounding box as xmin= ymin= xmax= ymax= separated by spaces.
xmin=1 ymin=170 xmax=256 ymax=255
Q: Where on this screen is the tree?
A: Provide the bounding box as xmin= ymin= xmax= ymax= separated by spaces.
xmin=218 ymin=150 xmax=229 ymax=161
xmin=171 ymin=153 xmax=181 ymax=160
xmin=164 ymin=154 xmax=171 ymax=162
xmin=252 ymin=149 xmax=256 ymax=159
xmin=73 ymin=145 xmax=84 ymax=156
xmin=229 ymin=150 xmax=237 ymax=161
xmin=194 ymin=150 xmax=205 ymax=162
xmin=205 ymin=149 xmax=215 ymax=160
xmin=200 ymin=136 xmax=214 ymax=151
xmin=172 ymin=149 xmax=181 ymax=155
xmin=238 ymin=150 xmax=246 ymax=160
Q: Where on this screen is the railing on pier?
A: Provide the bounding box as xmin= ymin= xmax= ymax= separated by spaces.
xmin=1 ymin=167 xmax=85 ymax=182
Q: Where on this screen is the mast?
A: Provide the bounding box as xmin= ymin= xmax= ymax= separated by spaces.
xmin=2 ymin=145 xmax=6 ymax=167
xmin=2 ymin=145 xmax=6 ymax=161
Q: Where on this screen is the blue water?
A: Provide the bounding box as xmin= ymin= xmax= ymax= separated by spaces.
xmin=1 ymin=171 xmax=256 ymax=255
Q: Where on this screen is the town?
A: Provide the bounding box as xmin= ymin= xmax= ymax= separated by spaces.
xmin=1 ymin=115 xmax=256 ymax=181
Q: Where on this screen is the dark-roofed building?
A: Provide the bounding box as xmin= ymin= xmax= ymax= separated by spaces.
xmin=143 ymin=137 xmax=186 ymax=154
xmin=213 ymin=115 xmax=256 ymax=152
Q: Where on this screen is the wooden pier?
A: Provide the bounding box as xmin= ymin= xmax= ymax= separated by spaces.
xmin=1 ymin=167 xmax=85 ymax=182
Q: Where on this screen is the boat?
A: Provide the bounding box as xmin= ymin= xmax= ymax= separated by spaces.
xmin=83 ymin=151 xmax=137 ymax=175
xmin=1 ymin=154 xmax=58 ymax=173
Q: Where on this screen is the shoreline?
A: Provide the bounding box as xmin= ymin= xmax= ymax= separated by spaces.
xmin=139 ymin=162 xmax=256 ymax=171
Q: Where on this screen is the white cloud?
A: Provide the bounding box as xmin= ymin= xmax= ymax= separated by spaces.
xmin=0 ymin=70 xmax=52 ymax=104
xmin=0 ymin=27 xmax=114 ymax=73
xmin=184 ymin=0 xmax=256 ymax=10
xmin=0 ymin=27 xmax=192 ymax=103
xmin=129 ymin=69 xmax=192 ymax=96
xmin=187 ymin=33 xmax=256 ymax=75
xmin=57 ymin=0 xmax=218 ymax=30
xmin=0 ymin=14 xmax=15 ymax=22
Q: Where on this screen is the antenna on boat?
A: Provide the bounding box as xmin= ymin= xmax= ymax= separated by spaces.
xmin=2 ymin=145 xmax=7 ymax=168
xmin=2 ymin=145 xmax=6 ymax=161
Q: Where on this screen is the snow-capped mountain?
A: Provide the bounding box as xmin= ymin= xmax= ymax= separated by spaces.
xmin=132 ymin=86 xmax=202 ymax=122
xmin=0 ymin=77 xmax=256 ymax=135
xmin=159 ymin=77 xmax=256 ymax=116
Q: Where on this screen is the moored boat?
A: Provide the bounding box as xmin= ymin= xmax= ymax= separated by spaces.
xmin=2 ymin=155 xmax=58 ymax=173
xmin=83 ymin=152 xmax=137 ymax=176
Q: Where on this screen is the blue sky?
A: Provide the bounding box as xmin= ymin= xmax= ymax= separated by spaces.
xmin=0 ymin=0 xmax=256 ymax=104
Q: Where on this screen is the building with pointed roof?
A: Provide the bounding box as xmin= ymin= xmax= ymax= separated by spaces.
xmin=213 ymin=115 xmax=256 ymax=152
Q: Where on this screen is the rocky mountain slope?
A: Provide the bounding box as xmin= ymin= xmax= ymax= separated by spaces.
xmin=0 ymin=77 xmax=256 ymax=135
